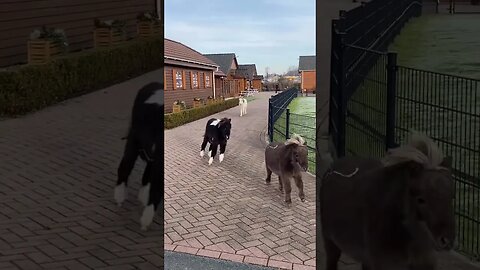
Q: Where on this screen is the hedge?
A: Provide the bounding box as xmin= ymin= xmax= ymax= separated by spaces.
xmin=0 ymin=37 xmax=163 ymax=117
xmin=165 ymin=98 xmax=239 ymax=129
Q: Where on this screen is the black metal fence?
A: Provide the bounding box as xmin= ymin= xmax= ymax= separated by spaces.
xmin=268 ymin=88 xmax=297 ymax=142
xmin=329 ymin=0 xmax=480 ymax=259
xmin=330 ymin=0 xmax=422 ymax=157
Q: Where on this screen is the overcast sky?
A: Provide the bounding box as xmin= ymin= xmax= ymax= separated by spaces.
xmin=165 ymin=0 xmax=315 ymax=75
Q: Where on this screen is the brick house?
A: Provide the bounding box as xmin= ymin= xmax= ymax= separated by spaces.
xmin=204 ymin=53 xmax=244 ymax=97
xmin=0 ymin=0 xmax=159 ymax=67
xmin=164 ymin=38 xmax=219 ymax=113
xmin=236 ymin=64 xmax=257 ymax=89
xmin=252 ymin=75 xmax=264 ymax=91
xmin=298 ymin=55 xmax=316 ymax=93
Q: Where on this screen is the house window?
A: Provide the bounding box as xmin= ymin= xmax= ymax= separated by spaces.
xmin=205 ymin=74 xmax=211 ymax=88
xmin=191 ymin=72 xmax=199 ymax=88
xmin=175 ymin=70 xmax=183 ymax=89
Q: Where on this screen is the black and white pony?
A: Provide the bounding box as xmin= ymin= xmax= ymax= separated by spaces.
xmin=200 ymin=118 xmax=232 ymax=165
xmin=114 ymin=82 xmax=164 ymax=231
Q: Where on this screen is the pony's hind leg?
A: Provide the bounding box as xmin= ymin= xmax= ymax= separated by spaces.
xmin=140 ymin=159 xmax=163 ymax=231
xmin=115 ymin=136 xmax=138 ymax=206
xmin=265 ymin=166 xmax=272 ymax=184
xmin=208 ymin=143 xmax=218 ymax=165
xmin=294 ymin=175 xmax=306 ymax=202
xmin=138 ymin=162 xmax=152 ymax=207
xmin=200 ymin=136 xmax=209 ymax=157
xmin=278 ymin=176 xmax=283 ymax=191
xmin=324 ymin=237 xmax=341 ymax=270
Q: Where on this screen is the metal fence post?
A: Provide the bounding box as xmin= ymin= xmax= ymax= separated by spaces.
xmin=268 ymin=98 xmax=273 ymax=142
xmin=386 ymin=52 xmax=398 ymax=151
xmin=336 ymin=12 xmax=347 ymax=157
xmin=286 ymin=108 xmax=290 ymax=140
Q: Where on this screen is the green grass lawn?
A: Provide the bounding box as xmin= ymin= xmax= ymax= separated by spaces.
xmin=390 ymin=14 xmax=480 ymax=79
xmin=272 ymin=96 xmax=316 ymax=173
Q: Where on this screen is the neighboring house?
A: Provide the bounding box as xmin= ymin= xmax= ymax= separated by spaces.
xmin=236 ymin=64 xmax=257 ymax=89
xmin=252 ymin=75 xmax=264 ymax=91
xmin=164 ymin=38 xmax=219 ymax=113
xmin=0 ymin=0 xmax=159 ymax=67
xmin=298 ymin=55 xmax=316 ymax=93
xmin=214 ymin=69 xmax=227 ymax=98
xmin=204 ymin=53 xmax=243 ymax=97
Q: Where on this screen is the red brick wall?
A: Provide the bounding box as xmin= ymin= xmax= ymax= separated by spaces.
xmin=301 ymin=70 xmax=316 ymax=92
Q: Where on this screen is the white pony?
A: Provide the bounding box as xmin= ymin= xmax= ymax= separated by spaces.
xmin=239 ymin=96 xmax=248 ymax=117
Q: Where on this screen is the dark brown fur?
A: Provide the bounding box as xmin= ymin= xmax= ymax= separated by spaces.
xmin=320 ymin=135 xmax=455 ymax=270
xmin=265 ymin=136 xmax=308 ymax=204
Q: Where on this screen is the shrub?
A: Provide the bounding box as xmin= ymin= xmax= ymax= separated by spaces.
xmin=0 ymin=37 xmax=163 ymax=117
xmin=165 ymin=98 xmax=239 ymax=129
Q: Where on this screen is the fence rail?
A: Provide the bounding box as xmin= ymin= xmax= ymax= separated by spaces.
xmin=329 ymin=0 xmax=480 ymax=259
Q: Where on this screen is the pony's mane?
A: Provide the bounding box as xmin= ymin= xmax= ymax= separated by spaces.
xmin=285 ymin=134 xmax=306 ymax=146
xmin=381 ymin=131 xmax=445 ymax=169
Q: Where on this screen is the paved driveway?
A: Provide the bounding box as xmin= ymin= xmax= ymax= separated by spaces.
xmin=164 ymin=92 xmax=316 ymax=270
xmin=0 ymin=70 xmax=164 ymax=269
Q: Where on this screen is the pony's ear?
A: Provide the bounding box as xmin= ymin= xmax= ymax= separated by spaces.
xmin=441 ymin=156 xmax=452 ymax=169
xmin=228 ymin=118 xmax=231 ymax=123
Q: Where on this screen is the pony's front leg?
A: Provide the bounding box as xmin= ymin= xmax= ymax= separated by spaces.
xmin=219 ymin=142 xmax=226 ymax=163
xmin=200 ymin=136 xmax=209 ymax=157
xmin=282 ymin=175 xmax=292 ymax=204
xmin=115 ymin=136 xmax=139 ymax=206
xmin=140 ymin=159 xmax=163 ymax=231
xmin=208 ymin=143 xmax=218 ymax=165
xmin=294 ymin=175 xmax=305 ymax=202
xmin=138 ymin=162 xmax=152 ymax=207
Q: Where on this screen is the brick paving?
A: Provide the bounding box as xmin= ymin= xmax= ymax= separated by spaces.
xmin=0 ymin=70 xmax=164 ymax=269
xmin=164 ymin=92 xmax=316 ymax=270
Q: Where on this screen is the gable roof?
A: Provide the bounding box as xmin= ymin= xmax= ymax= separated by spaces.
xmin=203 ymin=53 xmax=238 ymax=75
xmin=298 ymin=55 xmax=316 ymax=71
xmin=164 ymin=39 xmax=218 ymax=70
xmin=236 ymin=64 xmax=257 ymax=80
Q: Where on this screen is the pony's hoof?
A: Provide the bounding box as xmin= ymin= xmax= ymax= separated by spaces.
xmin=200 ymin=150 xmax=205 ymax=157
xmin=279 ymin=187 xmax=283 ymax=191
xmin=265 ymin=178 xmax=271 ymax=184
xmin=140 ymin=205 xmax=155 ymax=231
xmin=219 ymin=154 xmax=224 ymax=163
xmin=301 ymin=198 xmax=306 ymax=202
xmin=208 ymin=151 xmax=212 ymax=157
xmin=208 ymin=157 xmax=213 ymax=165
xmin=285 ymin=200 xmax=292 ymax=205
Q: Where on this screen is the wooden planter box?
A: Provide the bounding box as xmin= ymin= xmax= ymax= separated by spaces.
xmin=94 ymin=28 xmax=125 ymax=48
xmin=137 ymin=21 xmax=162 ymax=38
xmin=207 ymin=99 xmax=215 ymax=105
xmin=172 ymin=104 xmax=185 ymax=113
xmin=193 ymin=100 xmax=203 ymax=108
xmin=28 ymin=39 xmax=61 ymax=65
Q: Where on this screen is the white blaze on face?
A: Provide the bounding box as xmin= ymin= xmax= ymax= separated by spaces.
xmin=144 ymin=90 xmax=164 ymax=106
xmin=210 ymin=119 xmax=220 ymax=126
